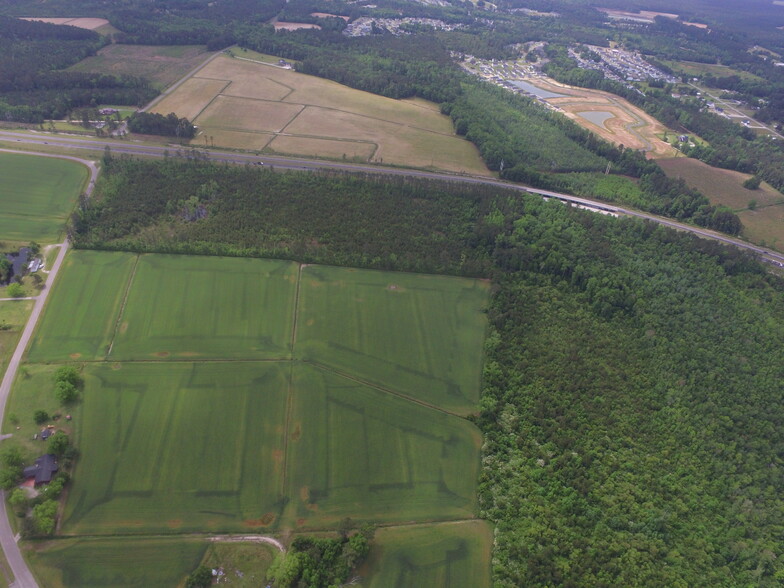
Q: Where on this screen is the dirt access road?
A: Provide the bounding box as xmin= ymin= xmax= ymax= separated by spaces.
xmin=0 ymin=150 xmax=98 ymax=588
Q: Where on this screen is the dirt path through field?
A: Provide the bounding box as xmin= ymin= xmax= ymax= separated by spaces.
xmin=208 ymin=535 xmax=285 ymax=552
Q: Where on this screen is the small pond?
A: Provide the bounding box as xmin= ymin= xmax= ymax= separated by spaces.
xmin=577 ymin=111 xmax=615 ymax=129
xmin=509 ymin=80 xmax=567 ymax=99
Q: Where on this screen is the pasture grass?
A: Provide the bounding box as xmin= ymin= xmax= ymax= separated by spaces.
xmin=360 ymin=520 xmax=492 ymax=588
xmin=661 ymin=59 xmax=764 ymax=82
xmin=0 ymin=152 xmax=87 ymax=241
xmin=28 ymin=536 xmax=205 ymax=588
xmin=110 ymin=255 xmax=298 ymax=360
xmin=657 ymin=157 xmax=784 ymax=249
xmin=68 ymin=44 xmax=210 ymax=89
xmin=61 ymin=361 xmax=290 ymax=535
xmin=283 ymin=364 xmax=482 ymax=529
xmin=26 ymin=250 xmax=137 ymax=362
xmin=1 ymin=364 xmax=73 ymax=460
xmin=296 ymin=265 xmax=489 ymax=415
xmin=0 ymin=300 xmax=33 ymax=389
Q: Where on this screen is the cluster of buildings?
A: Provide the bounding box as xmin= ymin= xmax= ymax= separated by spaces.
xmin=570 ymin=45 xmax=680 ymax=84
xmin=343 ymin=16 xmax=462 ymax=37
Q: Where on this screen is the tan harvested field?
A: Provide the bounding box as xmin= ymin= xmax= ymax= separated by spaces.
xmin=198 ymin=95 xmax=303 ymax=133
xmin=151 ymin=55 xmax=488 ymax=173
xmin=152 ymin=78 xmax=228 ymax=120
xmin=20 ymin=17 xmax=109 ymax=29
xmin=68 ymin=44 xmax=210 ymax=89
xmin=200 ymin=129 xmax=274 ymax=151
xmin=527 ymin=78 xmax=677 ymax=158
xmin=658 ymin=157 xmax=784 ymax=249
xmin=268 ymin=136 xmax=376 ymax=160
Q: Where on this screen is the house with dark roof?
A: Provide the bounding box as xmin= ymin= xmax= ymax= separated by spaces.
xmin=2 ymin=247 xmax=30 ymax=285
xmin=22 ymin=454 xmax=58 ymax=486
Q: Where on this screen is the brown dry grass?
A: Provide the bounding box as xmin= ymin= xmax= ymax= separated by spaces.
xmin=197 ymin=95 xmax=303 ymax=133
xmin=151 ymin=78 xmax=228 ymax=120
xmin=157 ymin=55 xmax=488 ymax=173
xmin=274 ymin=22 xmax=322 ymax=30
xmin=268 ymin=136 xmax=376 ymax=160
xmin=658 ymin=157 xmax=784 ymax=249
xmin=69 ymin=44 xmax=210 ymax=88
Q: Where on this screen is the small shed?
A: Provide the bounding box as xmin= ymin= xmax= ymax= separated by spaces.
xmin=39 ymin=428 xmax=53 ymax=441
xmin=22 ymin=454 xmax=59 ymax=486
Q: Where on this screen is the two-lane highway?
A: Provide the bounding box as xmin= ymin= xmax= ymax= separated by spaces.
xmin=1 ymin=130 xmax=783 ymax=269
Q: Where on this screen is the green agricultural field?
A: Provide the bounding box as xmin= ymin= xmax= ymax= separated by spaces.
xmin=283 ymin=365 xmax=481 ymax=529
xmin=28 ymin=536 xmax=206 ymax=588
xmin=26 ymin=251 xmax=136 ymax=362
xmin=296 ymin=265 xmax=489 ymax=415
xmin=360 ymin=521 xmax=493 ymax=588
xmin=0 ymin=152 xmax=88 ymax=241
xmin=61 ymin=362 xmax=290 ymax=535
xmin=109 ymin=254 xmax=298 ymax=360
xmin=27 ymin=252 xmax=299 ymax=362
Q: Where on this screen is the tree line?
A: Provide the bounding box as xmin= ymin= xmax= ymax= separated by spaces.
xmin=72 ymin=155 xmax=784 ymax=585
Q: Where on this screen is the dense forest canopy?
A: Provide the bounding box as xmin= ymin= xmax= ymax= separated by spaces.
xmin=74 ymin=157 xmax=784 ymax=585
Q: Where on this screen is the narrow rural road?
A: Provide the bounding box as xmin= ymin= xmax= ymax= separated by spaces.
xmin=0 ymin=151 xmax=97 ymax=588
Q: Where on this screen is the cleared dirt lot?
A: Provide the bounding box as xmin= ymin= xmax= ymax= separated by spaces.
xmin=151 ymin=55 xmax=488 ymax=174
xmin=522 ymin=77 xmax=677 ymax=158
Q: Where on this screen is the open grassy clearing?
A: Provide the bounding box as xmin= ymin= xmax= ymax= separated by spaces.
xmin=26 ymin=251 xmax=136 ymax=362
xmin=360 ymin=521 xmax=492 ymax=588
xmin=110 ymin=254 xmax=298 ymax=360
xmin=660 ymin=59 xmax=764 ymax=82
xmin=0 ymin=301 xmax=33 ymax=381
xmin=61 ymin=361 xmax=290 ymax=535
xmin=68 ymin=44 xmax=210 ymax=89
xmin=1 ymin=364 xmax=76 ymax=460
xmin=27 ymin=536 xmax=205 ymax=588
xmin=283 ymin=364 xmax=481 ymax=529
xmin=0 ymin=151 xmax=88 ymax=241
xmin=200 ymin=542 xmax=277 ymax=586
xmin=658 ymin=157 xmax=784 ymax=248
xmin=296 ymin=265 xmax=489 ymax=415
xmin=150 ymin=55 xmax=487 ymax=173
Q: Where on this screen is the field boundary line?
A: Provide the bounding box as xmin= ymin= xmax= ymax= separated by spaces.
xmin=305 ymin=361 xmax=466 ymax=418
xmin=106 ymin=255 xmax=140 ymax=358
xmin=277 ymin=105 xmax=309 ymax=136
xmin=280 ymin=361 xmax=295 ymax=498
xmin=188 ymin=81 xmax=233 ymax=123
xmin=141 ymin=50 xmax=223 ymax=112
